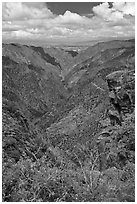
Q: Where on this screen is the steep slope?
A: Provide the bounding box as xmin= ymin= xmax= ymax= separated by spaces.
xmin=2 ymin=43 xmax=71 ymax=124
xmin=31 ymin=46 xmax=76 ymax=76
xmin=72 ymin=39 xmax=134 ymax=67
xmin=3 ymin=40 xmax=135 ymax=153
xmin=33 ymin=40 xmax=134 ymax=165
xmin=2 ymin=39 xmax=135 ymax=202
xmin=65 ymin=42 xmax=134 ymax=87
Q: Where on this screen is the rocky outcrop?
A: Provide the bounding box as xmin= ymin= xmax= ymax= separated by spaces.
xmin=97 ymin=69 xmax=135 ymax=171
xmin=106 ymin=70 xmax=135 ymax=126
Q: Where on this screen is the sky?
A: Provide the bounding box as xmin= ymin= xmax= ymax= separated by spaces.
xmin=2 ymin=2 xmax=135 ymax=46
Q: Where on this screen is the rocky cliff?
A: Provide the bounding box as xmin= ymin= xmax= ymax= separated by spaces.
xmin=97 ymin=70 xmax=135 ymax=171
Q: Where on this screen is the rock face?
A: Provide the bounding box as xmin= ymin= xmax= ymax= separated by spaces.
xmin=96 ymin=69 xmax=135 ymax=171
xmin=106 ymin=70 xmax=135 ymax=125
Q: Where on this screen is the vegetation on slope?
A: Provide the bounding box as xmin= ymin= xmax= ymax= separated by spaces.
xmin=2 ymin=40 xmax=135 ymax=202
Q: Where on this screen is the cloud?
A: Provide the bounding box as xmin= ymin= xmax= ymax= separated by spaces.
xmin=2 ymin=2 xmax=135 ymax=44
xmin=2 ymin=2 xmax=54 ymax=21
xmin=92 ymin=2 xmax=135 ymax=21
xmin=113 ymin=2 xmax=135 ymax=16
xmin=55 ymin=10 xmax=89 ymax=24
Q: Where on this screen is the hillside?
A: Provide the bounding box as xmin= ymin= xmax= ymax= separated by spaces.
xmin=2 ymin=39 xmax=135 ymax=202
